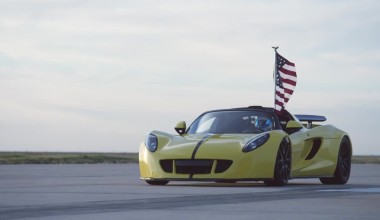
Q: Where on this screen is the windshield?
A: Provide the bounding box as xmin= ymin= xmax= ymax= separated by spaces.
xmin=187 ymin=110 xmax=275 ymax=134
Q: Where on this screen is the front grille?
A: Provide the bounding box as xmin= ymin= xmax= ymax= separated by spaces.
xmin=175 ymin=160 xmax=213 ymax=174
xmin=159 ymin=159 xmax=233 ymax=174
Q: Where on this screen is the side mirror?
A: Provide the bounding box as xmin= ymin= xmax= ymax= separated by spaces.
xmin=285 ymin=120 xmax=304 ymax=134
xmin=175 ymin=121 xmax=186 ymax=135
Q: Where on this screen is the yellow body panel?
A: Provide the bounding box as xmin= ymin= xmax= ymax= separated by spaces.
xmin=290 ymin=125 xmax=349 ymax=177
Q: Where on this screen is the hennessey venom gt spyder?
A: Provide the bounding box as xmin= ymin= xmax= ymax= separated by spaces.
xmin=139 ymin=106 xmax=352 ymax=186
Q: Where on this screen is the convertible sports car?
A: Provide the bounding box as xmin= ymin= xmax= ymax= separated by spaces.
xmin=139 ymin=106 xmax=352 ymax=186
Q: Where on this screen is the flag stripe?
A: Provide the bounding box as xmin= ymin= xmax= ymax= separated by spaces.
xmin=282 ymin=78 xmax=297 ymax=86
xmin=279 ymin=71 xmax=297 ymax=82
xmin=281 ymin=72 xmax=297 ymax=80
xmin=279 ymin=67 xmax=297 ymax=77
xmin=278 ymin=84 xmax=295 ymax=93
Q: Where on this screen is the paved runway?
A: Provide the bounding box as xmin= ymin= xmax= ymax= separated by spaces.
xmin=0 ymin=164 xmax=379 ymax=219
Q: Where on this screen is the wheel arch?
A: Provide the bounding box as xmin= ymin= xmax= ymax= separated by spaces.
xmin=319 ymin=133 xmax=352 ymax=185
xmin=343 ymin=135 xmax=353 ymax=156
xmin=283 ymin=136 xmax=293 ymax=175
xmin=264 ymin=135 xmax=292 ymax=186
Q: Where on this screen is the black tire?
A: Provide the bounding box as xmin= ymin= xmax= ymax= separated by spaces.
xmin=264 ymin=139 xmax=291 ymax=186
xmin=320 ymin=136 xmax=351 ymax=185
xmin=145 ymin=180 xmax=169 ymax=185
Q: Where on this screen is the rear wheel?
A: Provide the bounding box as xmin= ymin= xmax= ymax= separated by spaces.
xmin=320 ymin=136 xmax=351 ymax=185
xmin=264 ymin=139 xmax=291 ymax=186
xmin=145 ymin=180 xmax=169 ymax=185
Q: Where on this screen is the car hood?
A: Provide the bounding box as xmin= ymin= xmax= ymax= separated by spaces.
xmin=152 ymin=131 xmax=268 ymax=158
xmin=168 ymin=133 xmax=264 ymax=146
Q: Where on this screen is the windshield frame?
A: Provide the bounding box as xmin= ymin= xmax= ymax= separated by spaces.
xmin=186 ymin=109 xmax=281 ymax=135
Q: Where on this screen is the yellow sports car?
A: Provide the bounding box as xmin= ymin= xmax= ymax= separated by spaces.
xmin=139 ymin=106 xmax=352 ymax=186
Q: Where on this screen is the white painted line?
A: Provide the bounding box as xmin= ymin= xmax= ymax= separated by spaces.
xmin=318 ymin=188 xmax=380 ymax=193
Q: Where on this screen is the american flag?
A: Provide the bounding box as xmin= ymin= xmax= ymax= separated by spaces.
xmin=274 ymin=52 xmax=297 ymax=113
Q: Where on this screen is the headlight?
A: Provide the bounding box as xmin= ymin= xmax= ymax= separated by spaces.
xmin=145 ymin=133 xmax=158 ymax=152
xmin=242 ymin=133 xmax=270 ymax=152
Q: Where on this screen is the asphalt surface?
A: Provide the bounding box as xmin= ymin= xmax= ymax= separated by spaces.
xmin=0 ymin=164 xmax=379 ymax=220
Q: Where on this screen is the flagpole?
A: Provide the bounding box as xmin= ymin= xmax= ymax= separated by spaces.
xmin=272 ymin=46 xmax=278 ymax=112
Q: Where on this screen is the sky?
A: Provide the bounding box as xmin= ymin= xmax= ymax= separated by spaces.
xmin=0 ymin=0 xmax=379 ymax=154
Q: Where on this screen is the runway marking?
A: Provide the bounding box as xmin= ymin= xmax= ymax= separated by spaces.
xmin=318 ymin=187 xmax=380 ymax=193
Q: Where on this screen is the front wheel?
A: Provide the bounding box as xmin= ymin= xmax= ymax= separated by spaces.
xmin=264 ymin=139 xmax=291 ymax=186
xmin=320 ymin=136 xmax=351 ymax=185
xmin=145 ymin=180 xmax=169 ymax=185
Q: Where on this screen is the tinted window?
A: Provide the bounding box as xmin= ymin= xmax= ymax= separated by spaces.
xmin=187 ymin=111 xmax=274 ymax=134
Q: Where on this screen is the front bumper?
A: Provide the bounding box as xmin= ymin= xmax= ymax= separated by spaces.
xmin=139 ymin=139 xmax=280 ymax=180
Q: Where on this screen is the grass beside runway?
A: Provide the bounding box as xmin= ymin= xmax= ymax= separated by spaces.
xmin=0 ymin=152 xmax=379 ymax=164
xmin=0 ymin=152 xmax=138 ymax=164
xmin=351 ymin=155 xmax=380 ymax=164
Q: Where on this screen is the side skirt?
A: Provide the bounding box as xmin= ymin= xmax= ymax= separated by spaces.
xmin=141 ymin=177 xmax=270 ymax=182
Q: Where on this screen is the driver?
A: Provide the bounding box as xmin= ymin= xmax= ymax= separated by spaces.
xmin=263 ymin=118 xmax=273 ymax=131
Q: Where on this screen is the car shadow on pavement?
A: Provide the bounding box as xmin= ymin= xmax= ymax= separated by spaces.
xmin=167 ymin=181 xmax=323 ymax=187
